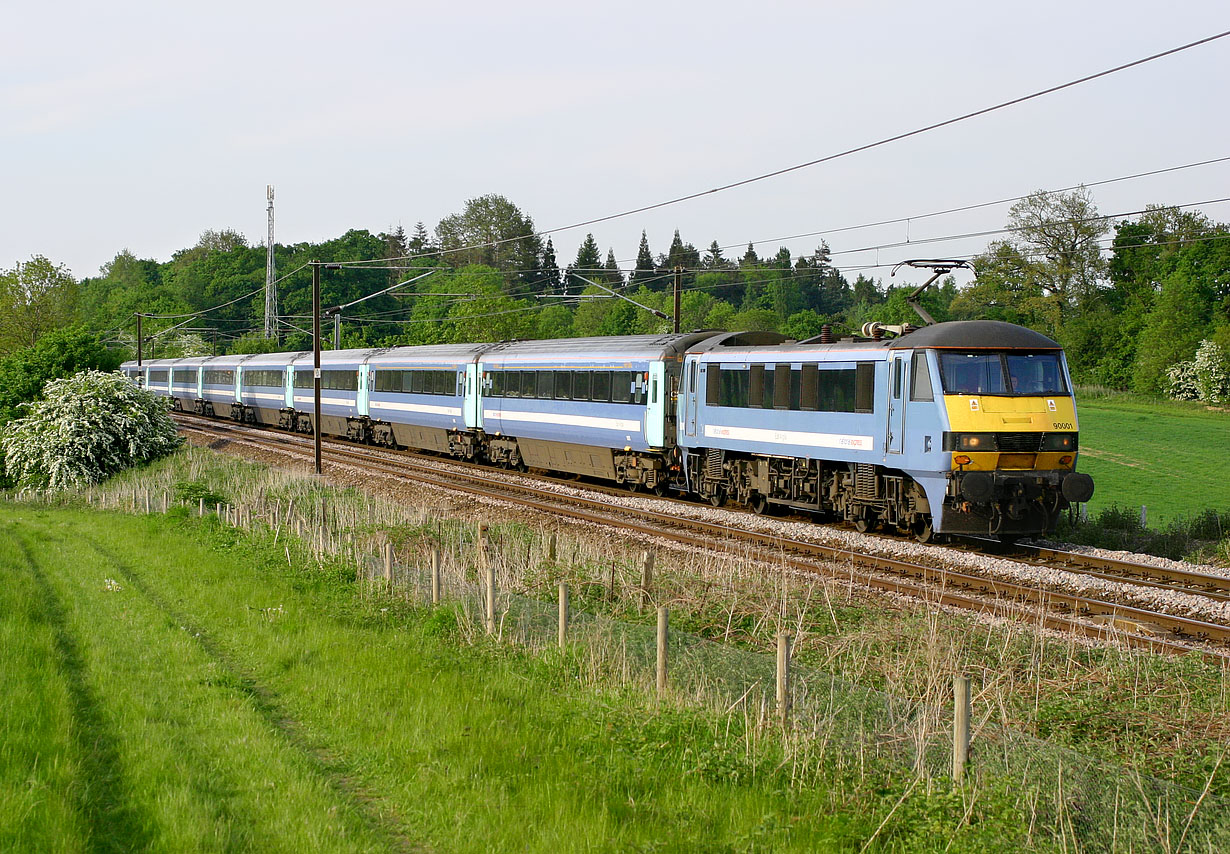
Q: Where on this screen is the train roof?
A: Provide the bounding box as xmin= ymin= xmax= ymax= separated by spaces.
xmin=484 ymin=332 xmax=719 ymax=362
xmin=887 ymin=320 xmax=1061 ymax=350
xmin=371 ymin=342 xmax=495 ymax=365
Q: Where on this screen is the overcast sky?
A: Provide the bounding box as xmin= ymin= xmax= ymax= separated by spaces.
xmin=4 ymin=0 xmax=1228 ymax=289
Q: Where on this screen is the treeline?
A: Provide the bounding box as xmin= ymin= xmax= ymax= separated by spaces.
xmin=2 ymin=189 xmax=1228 ymax=399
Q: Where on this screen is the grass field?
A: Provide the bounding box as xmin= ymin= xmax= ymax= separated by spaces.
xmin=1075 ymin=393 xmax=1230 ymax=524
xmin=8 ymin=445 xmax=1230 ymax=851
xmin=5 ymin=501 xmax=1051 ymax=852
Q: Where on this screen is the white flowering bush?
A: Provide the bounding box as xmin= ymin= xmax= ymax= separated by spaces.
xmin=1166 ymin=359 xmax=1200 ymax=401
xmin=0 ymin=370 xmax=182 ymax=490
xmin=1167 ymin=340 xmax=1230 ymax=404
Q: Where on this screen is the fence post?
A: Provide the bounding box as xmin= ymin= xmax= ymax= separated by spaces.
xmin=430 ymin=549 xmax=441 ymax=605
xmin=383 ymin=542 xmax=393 ymax=588
xmin=477 ymin=523 xmax=489 ymax=570
xmin=547 ymin=532 xmax=557 ymax=563
xmin=558 ymin=582 xmax=569 ymax=649
xmin=640 ymin=551 xmax=655 ymax=610
xmin=776 ymin=632 xmax=793 ymax=726
xmin=1140 ymin=505 xmax=1147 ymax=529
xmin=485 ymin=563 xmax=496 ymax=635
xmin=953 ymin=675 xmax=971 ymax=782
xmin=144 ymin=491 xmax=151 ymax=514
xmin=656 ymin=606 xmax=669 ymax=698
xmin=199 ymin=497 xmax=205 ymax=517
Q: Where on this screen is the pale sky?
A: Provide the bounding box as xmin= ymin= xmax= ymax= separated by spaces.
xmin=4 ymin=1 xmax=1228 ymax=289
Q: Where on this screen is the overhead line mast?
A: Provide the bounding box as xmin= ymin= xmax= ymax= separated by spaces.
xmin=264 ymin=185 xmax=278 ymax=340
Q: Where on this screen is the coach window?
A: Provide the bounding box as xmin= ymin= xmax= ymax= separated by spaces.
xmin=893 ymin=359 xmax=904 ymax=400
xmin=611 ymin=371 xmax=632 ymax=403
xmin=573 ymin=371 xmax=591 ymax=401
xmin=505 ymin=371 xmax=521 ymax=398
xmin=650 ymin=375 xmax=657 ymax=405
xmin=910 ymin=352 xmax=934 ymax=401
xmin=774 ymin=364 xmax=792 ymax=410
xmin=748 ymin=365 xmax=765 ymax=408
xmin=800 ymin=364 xmax=819 ymax=411
xmin=591 ymin=370 xmax=610 ymax=402
xmin=554 ymin=371 xmax=571 ymax=400
xmin=535 ymin=370 xmax=552 ymax=399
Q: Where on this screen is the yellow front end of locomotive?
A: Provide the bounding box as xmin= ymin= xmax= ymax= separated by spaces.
xmin=943 ymin=395 xmax=1078 ymax=472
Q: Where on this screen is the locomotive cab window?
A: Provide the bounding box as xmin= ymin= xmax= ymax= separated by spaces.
xmin=939 ymin=352 xmax=1067 ymax=396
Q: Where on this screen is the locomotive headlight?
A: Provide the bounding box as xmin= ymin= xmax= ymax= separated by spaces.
xmin=1041 ymin=433 xmax=1077 ymax=451
xmin=959 ymin=433 xmax=995 ymax=451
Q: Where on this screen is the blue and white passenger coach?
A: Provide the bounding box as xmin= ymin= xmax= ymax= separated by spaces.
xmin=477 ymin=334 xmax=714 ymax=490
xmin=365 ymin=343 xmax=491 ymax=456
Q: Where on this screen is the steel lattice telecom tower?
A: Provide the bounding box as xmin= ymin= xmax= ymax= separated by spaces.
xmin=264 ymin=185 xmax=278 ymax=339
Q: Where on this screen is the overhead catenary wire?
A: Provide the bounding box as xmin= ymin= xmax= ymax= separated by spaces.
xmin=325 ymin=151 xmax=1230 ymax=299
xmin=338 ymin=31 xmax=1230 ymax=270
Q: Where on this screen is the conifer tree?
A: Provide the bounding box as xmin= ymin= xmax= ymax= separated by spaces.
xmin=602 ymin=249 xmax=624 ymax=285
xmin=538 ymin=237 xmax=562 ymax=293
xmin=566 ymin=233 xmax=603 ymax=294
xmin=740 ymin=243 xmax=760 ymax=267
xmin=629 ymin=231 xmax=656 ymax=288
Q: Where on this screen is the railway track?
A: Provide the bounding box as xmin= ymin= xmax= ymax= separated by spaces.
xmin=172 ymin=412 xmax=1230 ymax=656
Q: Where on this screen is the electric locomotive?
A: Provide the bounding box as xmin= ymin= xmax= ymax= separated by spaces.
xmin=676 ymin=320 xmax=1093 ymax=540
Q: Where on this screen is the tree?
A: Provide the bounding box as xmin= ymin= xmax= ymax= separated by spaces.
xmin=538 ymin=237 xmax=562 ymax=294
xmin=407 ymin=222 xmax=435 ymax=256
xmin=0 ymin=255 xmax=80 ymax=353
xmin=0 ymin=327 xmax=123 ymax=424
xmin=702 ymin=241 xmax=728 ymax=269
xmin=601 ymin=249 xmax=624 ymax=286
xmin=1 ymin=370 xmax=181 ymax=489
xmin=566 ymin=234 xmax=603 ymax=294
xmin=629 ymin=231 xmax=656 ymax=288
xmin=380 ymin=225 xmax=409 ymax=287
xmin=435 ymin=194 xmax=542 ymax=290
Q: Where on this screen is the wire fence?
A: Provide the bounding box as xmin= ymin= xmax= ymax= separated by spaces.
xmin=357 ymin=540 xmax=1230 ymax=854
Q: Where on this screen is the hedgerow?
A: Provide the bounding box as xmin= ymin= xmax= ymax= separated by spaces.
xmin=0 ymin=370 xmax=181 ymax=490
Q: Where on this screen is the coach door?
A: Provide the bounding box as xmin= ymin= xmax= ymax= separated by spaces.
xmin=885 ymin=354 xmax=906 ymax=455
xmin=682 ymin=359 xmax=699 ymax=438
xmin=464 ymin=363 xmax=482 ymax=430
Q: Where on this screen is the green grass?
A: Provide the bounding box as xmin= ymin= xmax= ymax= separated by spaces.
xmin=1 ymin=502 xmax=1049 ymax=852
xmin=1075 ymin=393 xmax=1230 ymax=524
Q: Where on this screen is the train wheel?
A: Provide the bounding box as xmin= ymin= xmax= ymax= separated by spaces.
xmin=651 ymin=481 xmax=669 ymax=498
xmin=853 ymin=516 xmax=872 ymax=533
xmin=750 ymin=494 xmax=769 ymax=516
xmin=707 ymin=491 xmax=725 ymax=508
xmin=914 ymin=520 xmax=936 ymax=544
